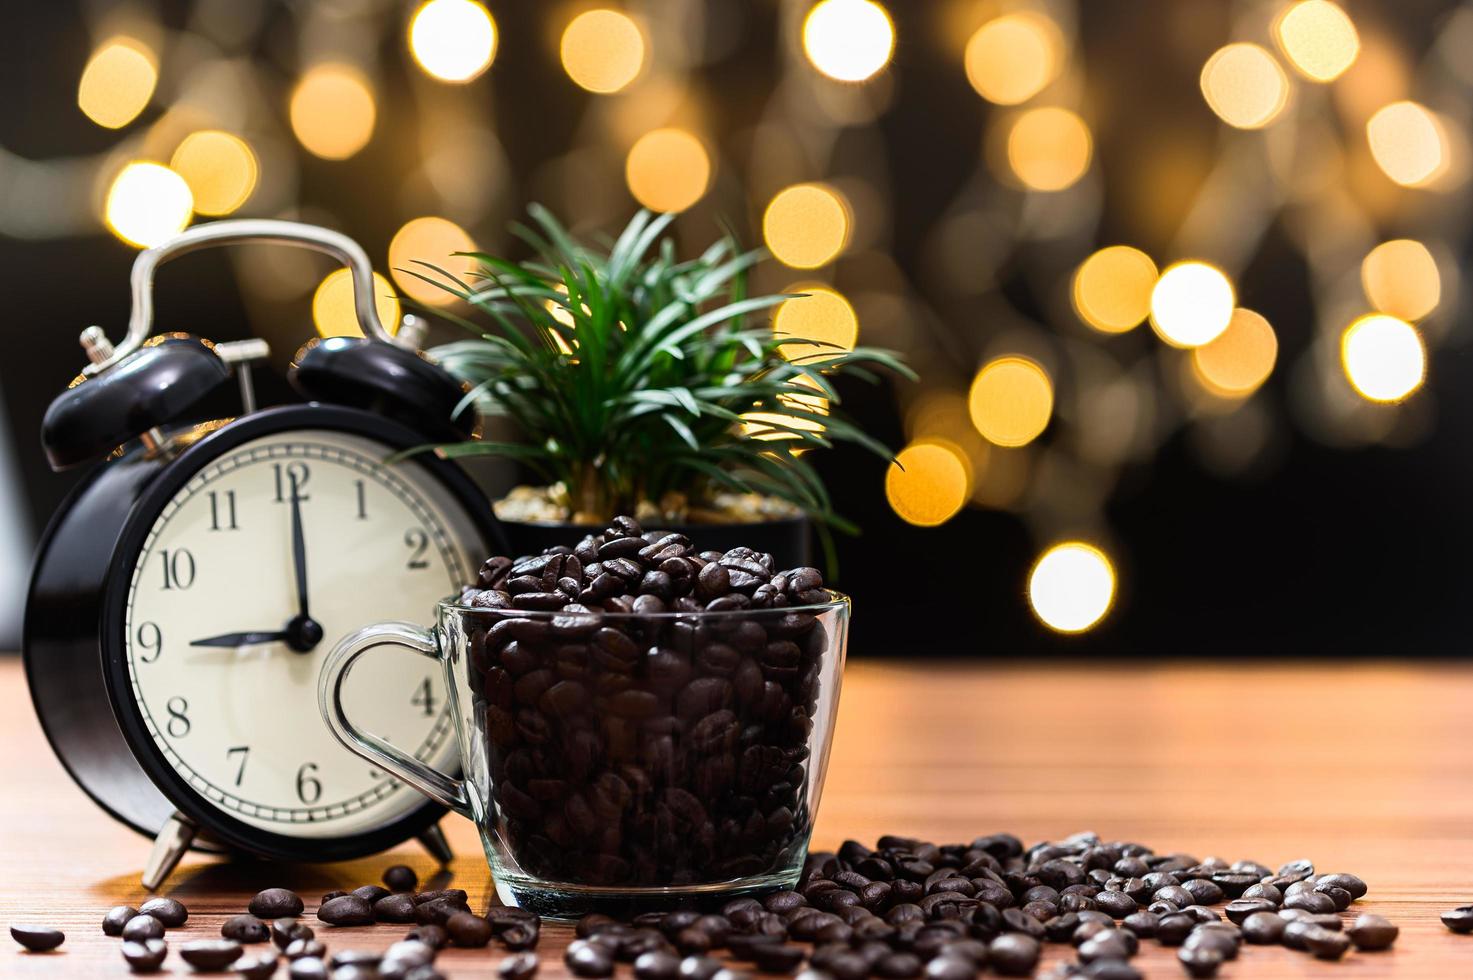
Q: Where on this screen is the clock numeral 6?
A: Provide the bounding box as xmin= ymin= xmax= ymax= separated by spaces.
xmin=404 ymin=528 xmax=431 ymax=570
xmin=272 ymin=462 xmax=312 ymax=503
xmin=296 ymin=762 xmax=323 ymax=804
xmin=135 ymin=621 xmax=163 ymax=663
xmin=165 ymin=697 xmax=191 ymax=738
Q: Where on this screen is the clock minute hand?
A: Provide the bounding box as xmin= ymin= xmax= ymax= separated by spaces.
xmin=289 ymin=475 xmax=309 ymax=618
xmin=190 ymin=631 xmax=289 ymax=648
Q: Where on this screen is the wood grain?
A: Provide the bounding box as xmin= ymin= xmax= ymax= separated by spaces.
xmin=4 ymin=658 xmax=1473 ymax=977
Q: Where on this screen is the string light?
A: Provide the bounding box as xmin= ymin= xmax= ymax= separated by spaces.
xmin=773 ymin=285 xmax=859 ymax=362
xmin=1191 ymin=308 xmax=1278 ymax=397
xmin=77 ymin=37 xmax=156 ymax=129
xmin=388 ymin=217 xmax=478 ymax=306
xmin=625 ymin=128 xmax=711 ymax=212
xmin=1367 ymin=102 xmax=1448 ymax=188
xmin=1274 ymin=0 xmax=1359 ymax=82
xmin=1341 ymin=314 xmax=1425 ymax=403
xmin=409 ymin=0 xmax=498 ymax=83
xmin=1150 ymin=261 xmax=1235 ymax=348
xmin=802 ymin=0 xmax=895 ymax=83
xmin=1029 ymin=542 xmax=1116 ymax=633
xmin=1200 ymin=43 xmax=1290 ymax=129
xmin=1361 ymin=240 xmax=1441 ymax=321
xmin=885 ymin=441 xmax=969 ymax=527
xmin=290 ymin=65 xmax=376 ymax=160
xmin=170 ymin=131 xmax=258 ymax=216
xmin=1007 ymin=107 xmax=1092 ymax=192
xmin=762 ymin=184 xmax=852 ymax=269
xmin=104 ymin=162 xmax=193 ymax=248
xmin=561 ymin=9 xmax=646 ymax=94
xmin=963 ymin=12 xmax=1063 ymax=106
xmin=313 ymin=269 xmax=402 ymax=340
xmin=968 ymin=356 xmax=1053 ymax=448
xmin=1073 ymin=246 xmax=1158 ymax=333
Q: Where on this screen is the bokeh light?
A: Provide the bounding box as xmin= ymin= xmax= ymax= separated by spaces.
xmin=388 ymin=216 xmax=477 ymax=306
xmin=1191 ymin=308 xmax=1279 ymax=397
xmin=743 ymin=375 xmax=829 ymax=443
xmin=1341 ymin=314 xmax=1425 ymax=403
xmin=1150 ymin=261 xmax=1235 ymax=348
xmin=802 ymin=0 xmax=895 ymax=83
xmin=561 ymin=9 xmax=646 ymax=94
xmin=968 ymin=356 xmax=1053 ymax=447
xmin=169 ymin=131 xmax=257 ymax=216
xmin=762 ymin=184 xmax=852 ymax=269
xmin=290 ymin=65 xmax=377 ymax=160
xmin=1361 ymin=239 xmax=1441 ymax=321
xmin=1367 ymin=102 xmax=1448 ymax=188
xmin=77 ymin=37 xmax=156 ymax=129
xmin=1073 ymin=245 xmax=1159 ymax=333
xmin=1274 ymin=0 xmax=1360 ymax=82
xmin=104 ymin=162 xmax=193 ymax=248
xmin=773 ymin=285 xmax=859 ymax=361
xmin=313 ymin=268 xmax=402 ymax=339
xmin=1028 ymin=542 xmax=1116 ymax=633
xmin=409 ymin=0 xmax=498 ymax=83
xmin=1007 ymin=107 xmax=1092 ymax=192
xmin=963 ymin=12 xmax=1063 ymax=106
xmin=625 ymin=128 xmax=711 ymax=212
xmin=1200 ymin=43 xmax=1290 ymax=129
xmin=885 ymin=441 xmax=969 ymax=527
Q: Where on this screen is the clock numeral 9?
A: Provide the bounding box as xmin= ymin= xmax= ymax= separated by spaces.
xmin=296 ymin=762 xmax=323 ymax=804
xmin=411 ymin=677 xmax=438 ymax=717
xmin=272 ymin=462 xmax=312 ymax=502
xmin=227 ymin=745 xmax=249 ymax=786
xmin=165 ymin=697 xmax=190 ymax=738
xmin=208 ymin=490 xmax=239 ymax=531
xmin=404 ymin=528 xmax=431 ymax=570
xmin=135 ymin=621 xmax=163 ymax=663
xmin=159 ymin=549 xmax=196 ymax=591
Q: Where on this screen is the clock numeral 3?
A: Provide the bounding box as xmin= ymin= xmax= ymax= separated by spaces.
xmin=135 ymin=621 xmax=163 ymax=663
xmin=208 ymin=490 xmax=239 ymax=531
xmin=227 ymin=745 xmax=249 ymax=786
xmin=411 ymin=676 xmax=438 ymax=717
xmin=404 ymin=528 xmax=431 ymax=570
xmin=159 ymin=549 xmax=196 ymax=590
xmin=272 ymin=462 xmax=312 ymax=502
xmin=165 ymin=697 xmax=191 ymax=738
xmin=296 ymin=762 xmax=323 ymax=804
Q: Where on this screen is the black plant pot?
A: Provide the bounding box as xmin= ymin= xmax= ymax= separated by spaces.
xmin=500 ymin=514 xmax=812 ymax=571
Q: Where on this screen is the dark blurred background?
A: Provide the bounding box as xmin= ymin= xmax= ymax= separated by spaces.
xmin=3 ymin=0 xmax=1471 ymax=654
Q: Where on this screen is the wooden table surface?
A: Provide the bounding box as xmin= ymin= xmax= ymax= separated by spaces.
xmin=4 ymin=658 xmax=1473 ymax=978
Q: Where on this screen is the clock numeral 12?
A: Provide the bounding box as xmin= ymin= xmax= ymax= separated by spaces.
xmin=296 ymin=762 xmax=322 ymax=804
xmin=208 ymin=490 xmax=239 ymax=531
xmin=227 ymin=745 xmax=249 ymax=786
xmin=272 ymin=462 xmax=311 ymax=502
xmin=159 ymin=549 xmax=196 ymax=591
xmin=404 ymin=528 xmax=431 ymax=570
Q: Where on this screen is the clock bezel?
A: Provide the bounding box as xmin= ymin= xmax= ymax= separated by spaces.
xmin=98 ymin=404 xmax=504 ymax=861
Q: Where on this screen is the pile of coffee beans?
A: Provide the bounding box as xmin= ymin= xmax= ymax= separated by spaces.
xmin=459 ymin=516 xmax=840 ymax=891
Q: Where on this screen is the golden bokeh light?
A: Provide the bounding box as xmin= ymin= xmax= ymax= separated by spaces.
xmin=1072 ymin=245 xmax=1159 ymax=333
xmin=743 ymin=375 xmax=829 ymax=443
xmin=169 ymin=131 xmax=258 ymax=216
xmin=561 ymin=9 xmax=646 ymax=94
xmin=1007 ymin=107 xmax=1092 ymax=192
xmin=963 ymin=12 xmax=1063 ymax=106
xmin=1029 ymin=542 xmax=1116 ymax=634
xmin=1200 ymin=43 xmax=1290 ymax=129
xmin=1361 ymin=239 xmax=1441 ymax=321
xmin=313 ymin=268 xmax=402 ymax=340
xmin=1191 ymin=308 xmax=1279 ymax=397
xmin=290 ymin=65 xmax=377 ymax=160
xmin=968 ymin=356 xmax=1053 ymax=448
xmin=625 ymin=128 xmax=711 ymax=212
xmin=885 ymin=441 xmax=969 ymax=527
xmin=409 ymin=0 xmax=498 ymax=83
xmin=1274 ymin=0 xmax=1360 ymax=82
xmin=1341 ymin=314 xmax=1425 ymax=403
xmin=1150 ymin=261 xmax=1235 ymax=348
xmin=773 ymin=285 xmax=859 ymax=361
xmin=105 ymin=162 xmax=193 ymax=248
xmin=762 ymin=184 xmax=852 ymax=269
xmin=802 ymin=0 xmax=895 ymax=83
xmin=388 ymin=216 xmax=478 ymax=306
xmin=1366 ymin=102 xmax=1448 ymax=188
xmin=77 ymin=37 xmax=156 ymax=129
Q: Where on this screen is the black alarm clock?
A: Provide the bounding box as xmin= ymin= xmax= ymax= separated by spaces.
xmin=23 ymin=219 xmax=507 ymax=889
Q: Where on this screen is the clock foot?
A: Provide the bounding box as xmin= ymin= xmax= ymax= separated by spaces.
xmin=142 ymin=812 xmax=197 ymax=891
xmin=417 ymin=823 xmax=454 ymax=865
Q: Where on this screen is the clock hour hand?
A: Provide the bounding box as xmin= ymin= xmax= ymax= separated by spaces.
xmin=190 ymin=630 xmax=289 ymax=648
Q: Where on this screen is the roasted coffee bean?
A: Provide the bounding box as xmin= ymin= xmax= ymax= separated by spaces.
xmin=635 ymin=951 xmax=682 ymax=980
xmin=352 ymin=884 xmax=391 ymax=904
xmin=1078 ymin=932 xmax=1133 ymax=963
xmin=1282 ymin=891 xmax=1336 ymax=914
xmin=1347 ymin=913 xmax=1398 ymax=950
xmin=1180 ymin=880 xmax=1223 ymax=906
xmin=288 ymin=956 xmax=327 ymax=980
xmin=1302 ymin=925 xmax=1352 ymax=960
xmin=446 ymin=911 xmax=493 ymax=947
xmin=251 ymin=888 xmax=305 ymax=919
xmin=680 ymin=955 xmax=725 ymax=980
xmin=1183 ymin=926 xmax=1237 ymax=960
xmin=567 ymin=940 xmax=617 ymax=977
xmin=501 ymin=922 xmax=541 ymax=951
xmin=1154 ymin=913 xmax=1195 ymax=946
xmin=134 ymin=897 xmax=187 ymax=928
xmin=1444 ymin=905 xmax=1473 ymax=933
xmin=1120 ymin=912 xmax=1158 ymax=938
xmin=272 ymin=919 xmax=313 ymax=950
xmin=1313 ymin=882 xmax=1353 ymax=911
xmin=222 ymin=914 xmax=271 ymax=943
xmin=123 ymin=915 xmax=165 ymax=943
xmin=1241 ymin=911 xmax=1285 ymax=944
xmin=329 ymin=950 xmax=383 ymax=970
xmin=286 ymin=939 xmax=327 ymax=960
xmin=10 ymin=925 xmax=64 ymax=952
xmin=406 ymin=924 xmax=450 ymax=950
xmin=104 ymin=905 xmax=140 ymax=936
xmin=874 ymin=952 xmax=923 ymax=978
xmin=1223 ymin=899 xmax=1274 ymax=924
xmin=375 ymin=894 xmax=419 ymax=923
xmin=751 ymin=943 xmax=807 ymax=973
xmin=987 ymin=934 xmax=1040 ymax=976
xmin=1094 ymin=891 xmax=1136 ymax=919
xmin=923 ymin=955 xmax=977 ymax=980
xmin=122 ymin=938 xmax=169 ymax=973
xmin=1176 ymin=946 xmax=1221 ymax=978
xmin=384 ymin=865 xmax=419 ymax=892
xmin=180 ymin=940 xmax=244 ymax=970
xmin=321 ymin=891 xmax=348 ymax=904
xmin=1239 ymin=883 xmax=1281 ymax=905
xmin=235 ymin=952 xmax=279 ymax=980
xmin=318 ymin=895 xmax=375 ymax=926
xmin=1153 ymin=885 xmax=1193 ymax=908
xmin=501 ymin=952 xmax=541 ymax=980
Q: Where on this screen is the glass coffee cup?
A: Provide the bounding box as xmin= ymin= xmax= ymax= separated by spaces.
xmin=319 ymin=593 xmax=849 ymax=917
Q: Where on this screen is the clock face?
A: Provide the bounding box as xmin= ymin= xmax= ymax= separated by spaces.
xmin=123 ymin=429 xmax=482 ymax=838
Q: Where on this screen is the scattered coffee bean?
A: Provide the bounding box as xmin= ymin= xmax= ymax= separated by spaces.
xmin=104 ymin=905 xmax=139 ymax=936
xmin=318 ymin=894 xmax=374 ymax=926
xmin=353 ymin=884 xmax=391 ymax=904
xmin=384 ymin=864 xmax=419 ymax=892
xmin=222 ymin=914 xmax=270 ymax=944
xmin=1282 ymin=891 xmax=1336 ymax=914
xmin=285 ymin=938 xmax=327 ymax=960
xmin=288 ymin=956 xmax=327 ymax=980
xmin=330 ymin=949 xmax=383 ymax=970
xmin=1241 ymin=911 xmax=1286 ymax=945
xmin=272 ymin=919 xmax=313 ymax=950
xmin=923 ymin=955 xmax=977 ymax=980
xmin=10 ymin=925 xmax=64 ymax=952
xmin=1443 ymin=905 xmax=1473 ymax=933
xmin=1223 ymin=899 xmax=1275 ymax=924
xmin=681 ymin=955 xmax=725 ymax=980
xmin=635 ymin=950 xmax=682 ymax=980
xmin=567 ymin=940 xmax=616 ymax=977
xmin=406 ymin=924 xmax=450 ymax=950
xmin=250 ymin=888 xmax=305 ymax=919
xmin=1347 ymin=913 xmax=1398 ymax=951
xmin=375 ymin=893 xmax=418 ymax=923
xmin=122 ymin=915 xmax=165 ymax=943
xmin=987 ymin=934 xmax=1040 ymax=975
xmin=180 ymin=939 xmax=244 ymax=971
xmin=235 ymin=953 xmax=279 ymax=980
xmin=445 ymin=911 xmax=493 ymax=947
xmin=1301 ymin=925 xmax=1352 ymax=960
xmin=501 ymin=951 xmax=541 ymax=980
xmin=1176 ymin=945 xmax=1222 ymax=978
xmin=122 ymin=938 xmax=168 ymax=973
xmin=139 ymin=897 xmax=189 ymax=928
xmin=1094 ymin=891 xmax=1136 ymax=919
xmin=1317 ymin=873 xmax=1368 ymax=899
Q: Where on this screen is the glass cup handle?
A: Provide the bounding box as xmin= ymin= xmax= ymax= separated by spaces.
xmin=318 ymin=621 xmax=472 ymax=819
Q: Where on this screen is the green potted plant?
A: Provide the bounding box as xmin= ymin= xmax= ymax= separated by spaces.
xmin=407 ymin=206 xmax=911 ymax=568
